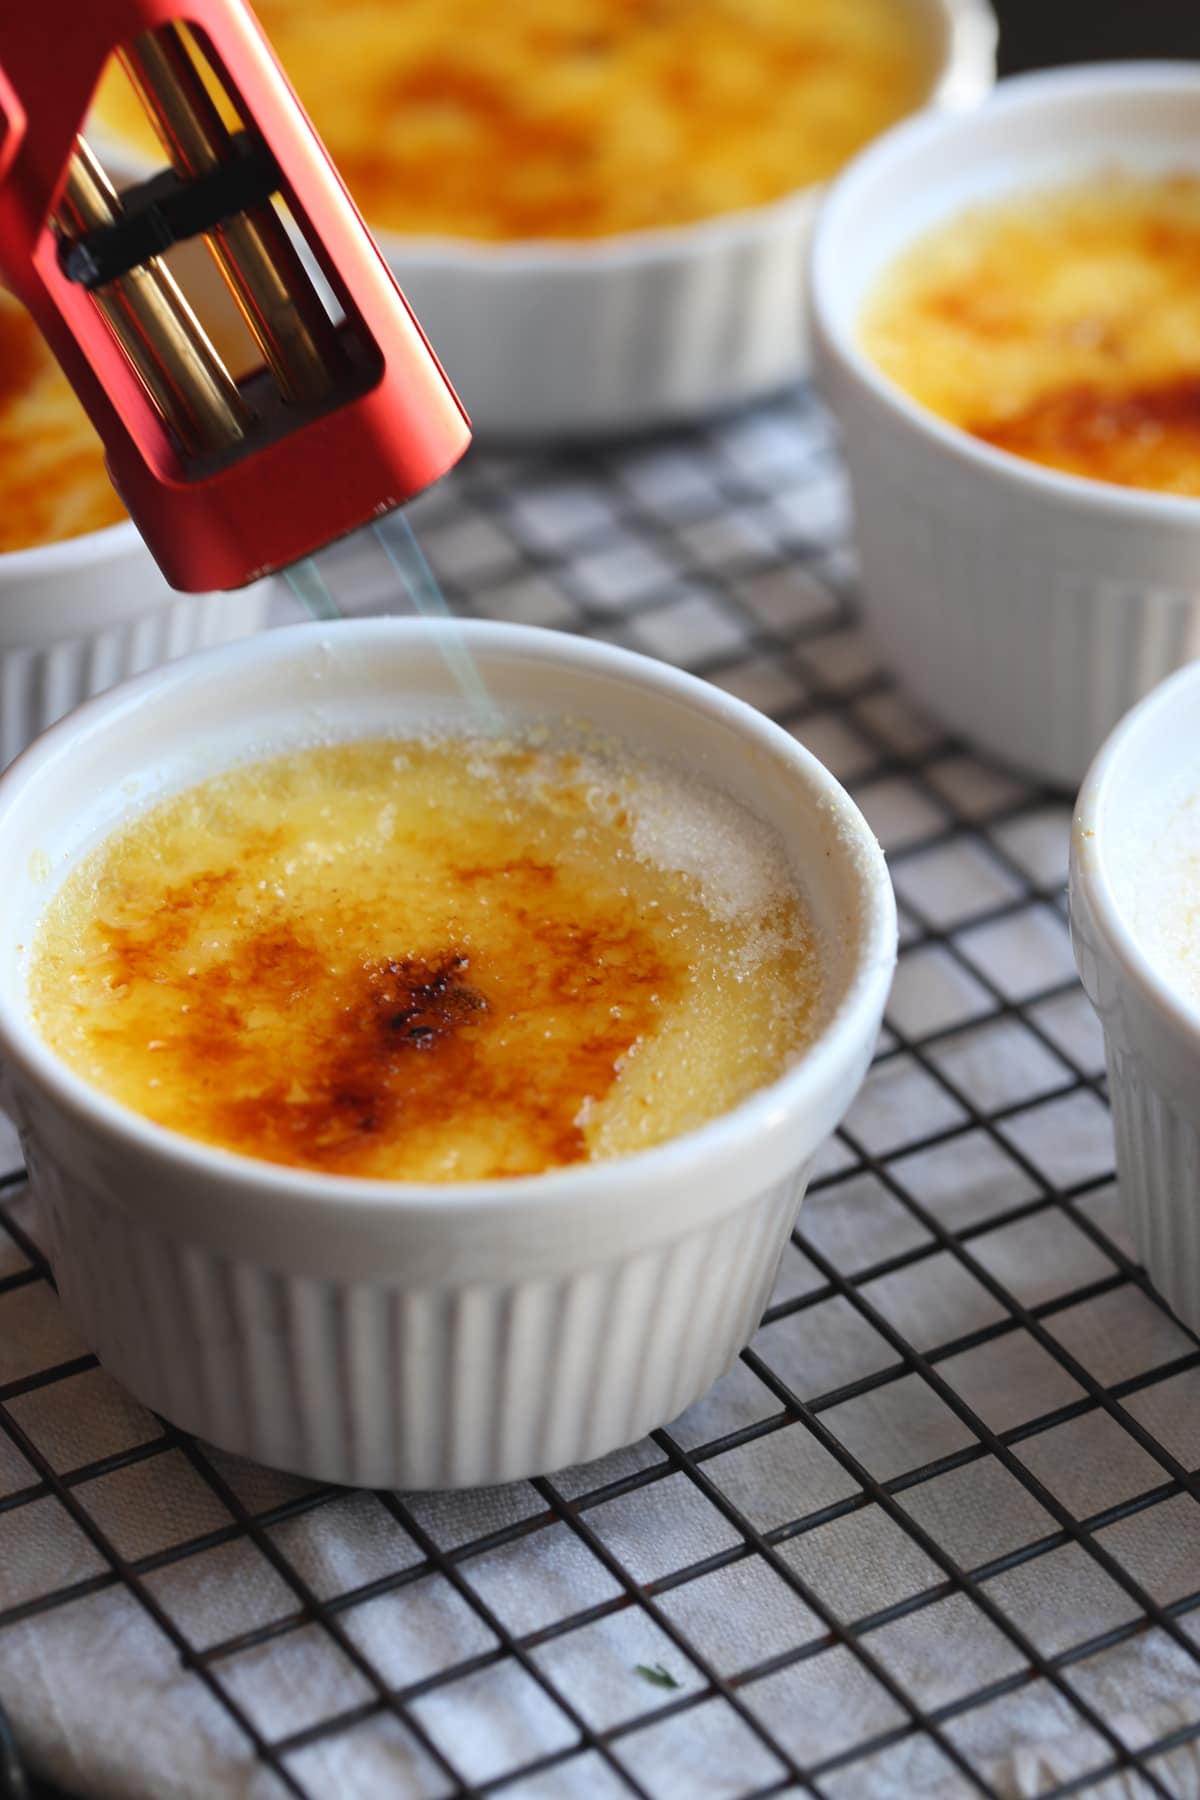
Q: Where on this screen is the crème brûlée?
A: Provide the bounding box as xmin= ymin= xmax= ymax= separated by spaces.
xmin=861 ymin=173 xmax=1200 ymax=497
xmin=97 ymin=0 xmax=932 ymax=240
xmin=30 ymin=734 xmax=824 ymax=1181
xmin=0 ymin=290 xmax=125 ymax=551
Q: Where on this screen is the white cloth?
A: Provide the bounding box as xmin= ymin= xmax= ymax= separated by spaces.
xmin=3 ymin=1155 xmax=1200 ymax=1799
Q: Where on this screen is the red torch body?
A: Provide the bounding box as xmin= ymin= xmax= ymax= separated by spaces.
xmin=0 ymin=0 xmax=470 ymax=590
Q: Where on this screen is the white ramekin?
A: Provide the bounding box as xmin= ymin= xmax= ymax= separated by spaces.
xmin=1070 ymin=660 xmax=1200 ymax=1333
xmin=373 ymin=0 xmax=994 ymax=438
xmin=0 ymin=521 xmax=269 ymax=768
xmin=0 ymin=619 xmax=894 ymax=1488
xmin=811 ymin=62 xmax=1200 ymax=792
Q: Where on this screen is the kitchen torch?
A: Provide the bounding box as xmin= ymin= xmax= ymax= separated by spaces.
xmin=0 ymin=0 xmax=471 ymax=592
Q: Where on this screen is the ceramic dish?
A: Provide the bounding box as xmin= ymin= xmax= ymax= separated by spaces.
xmin=810 ymin=62 xmax=1200 ymax=791
xmin=381 ymin=0 xmax=994 ymax=438
xmin=1071 ymin=660 xmax=1200 ymax=1334
xmin=0 ymin=522 xmax=269 ymax=768
xmin=91 ymin=0 xmax=993 ymax=437
xmin=0 ymin=618 xmax=895 ymax=1488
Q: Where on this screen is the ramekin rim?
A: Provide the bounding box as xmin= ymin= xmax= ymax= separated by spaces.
xmin=0 ymin=516 xmax=144 ymax=582
xmin=0 ymin=617 xmax=897 ymax=1216
xmin=809 ymin=58 xmax=1200 ymax=528
xmin=1071 ymin=658 xmax=1200 ymax=1045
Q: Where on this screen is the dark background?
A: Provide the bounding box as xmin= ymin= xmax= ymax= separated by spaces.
xmin=997 ymin=0 xmax=1200 ymax=72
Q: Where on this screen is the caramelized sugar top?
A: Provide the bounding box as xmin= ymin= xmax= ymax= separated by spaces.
xmin=30 ymin=736 xmax=823 ymax=1181
xmin=862 ymin=174 xmax=1200 ymax=497
xmin=0 ymin=291 xmax=125 ymax=552
xmin=97 ymin=0 xmax=929 ymax=240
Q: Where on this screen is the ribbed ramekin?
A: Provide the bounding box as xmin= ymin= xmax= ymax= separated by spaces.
xmin=0 ymin=520 xmax=269 ymax=767
xmin=1070 ymin=660 xmax=1200 ymax=1333
xmin=375 ymin=0 xmax=994 ymax=438
xmin=810 ymin=63 xmax=1200 ymax=791
xmin=0 ymin=619 xmax=895 ymax=1488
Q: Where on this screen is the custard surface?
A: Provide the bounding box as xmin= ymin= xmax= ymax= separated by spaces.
xmin=0 ymin=291 xmax=125 ymax=552
xmin=98 ymin=0 xmax=930 ymax=240
xmin=1117 ymin=782 xmax=1200 ymax=1012
xmin=30 ymin=736 xmax=822 ymax=1180
xmin=862 ymin=174 xmax=1200 ymax=497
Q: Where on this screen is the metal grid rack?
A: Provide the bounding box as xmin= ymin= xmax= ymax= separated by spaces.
xmin=2 ymin=386 xmax=1200 ymax=1799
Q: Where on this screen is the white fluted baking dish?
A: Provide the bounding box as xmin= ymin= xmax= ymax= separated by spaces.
xmin=810 ymin=63 xmax=1200 ymax=791
xmin=1071 ymin=661 xmax=1200 ymax=1335
xmin=374 ymin=0 xmax=995 ymax=438
xmin=93 ymin=0 xmax=993 ymax=437
xmin=0 ymin=521 xmax=269 ymax=768
xmin=0 ymin=619 xmax=895 ymax=1488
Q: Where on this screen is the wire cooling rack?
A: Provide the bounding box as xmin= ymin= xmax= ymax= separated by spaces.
xmin=3 ymin=386 xmax=1200 ymax=1800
